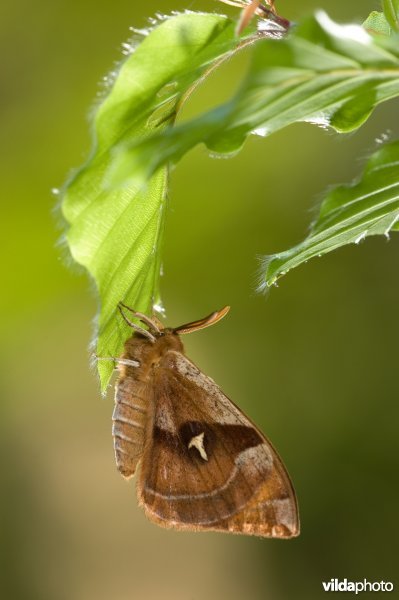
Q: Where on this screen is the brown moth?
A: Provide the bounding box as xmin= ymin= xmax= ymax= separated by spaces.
xmin=112 ymin=304 xmax=299 ymax=538
xmin=218 ymin=0 xmax=289 ymax=36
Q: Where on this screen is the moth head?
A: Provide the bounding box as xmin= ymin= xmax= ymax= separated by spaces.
xmin=119 ymin=303 xmax=230 ymax=344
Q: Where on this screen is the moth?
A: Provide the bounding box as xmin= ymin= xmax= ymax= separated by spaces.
xmin=218 ymin=0 xmax=290 ymax=36
xmin=112 ymin=304 xmax=299 ymax=538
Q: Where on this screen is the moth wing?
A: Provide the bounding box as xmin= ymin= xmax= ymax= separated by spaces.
xmin=138 ymin=351 xmax=299 ymax=538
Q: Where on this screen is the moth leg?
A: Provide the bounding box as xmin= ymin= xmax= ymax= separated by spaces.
xmin=118 ymin=302 xmax=161 ymax=336
xmin=95 ymin=356 xmax=140 ymax=368
xmin=123 ymin=305 xmax=163 ymax=333
xmin=118 ymin=304 xmax=157 ymax=342
xmin=134 ymin=311 xmax=162 ymax=334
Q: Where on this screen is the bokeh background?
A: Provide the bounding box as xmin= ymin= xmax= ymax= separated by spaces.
xmin=2 ymin=0 xmax=398 ymax=598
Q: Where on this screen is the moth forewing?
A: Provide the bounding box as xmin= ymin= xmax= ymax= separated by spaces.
xmin=112 ymin=306 xmax=299 ymax=537
xmin=137 ymin=350 xmax=299 ymax=537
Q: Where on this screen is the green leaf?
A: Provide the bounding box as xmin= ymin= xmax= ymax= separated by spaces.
xmin=382 ymin=0 xmax=399 ymax=32
xmin=61 ymin=12 xmax=237 ymax=391
xmin=110 ymin=12 xmax=399 ymax=187
xmin=261 ymin=140 xmax=399 ymax=288
xmin=363 ymin=11 xmax=391 ymax=36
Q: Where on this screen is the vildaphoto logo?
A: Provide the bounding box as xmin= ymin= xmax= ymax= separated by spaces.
xmin=322 ymin=579 xmax=394 ymax=594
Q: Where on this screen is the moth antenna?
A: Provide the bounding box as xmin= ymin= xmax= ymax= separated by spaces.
xmin=134 ymin=311 xmax=163 ymax=334
xmin=173 ymin=306 xmax=230 ymax=335
xmin=118 ymin=304 xmax=157 ymax=342
xmin=119 ymin=302 xmax=162 ymax=334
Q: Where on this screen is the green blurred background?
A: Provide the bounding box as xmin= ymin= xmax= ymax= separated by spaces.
xmin=2 ymin=0 xmax=399 ymax=598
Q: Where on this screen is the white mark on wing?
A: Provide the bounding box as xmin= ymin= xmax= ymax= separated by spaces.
xmin=188 ymin=432 xmax=208 ymax=461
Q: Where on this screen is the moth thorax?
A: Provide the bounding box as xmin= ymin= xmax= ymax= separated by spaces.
xmin=123 ymin=331 xmax=183 ymax=362
xmin=155 ymin=332 xmax=184 ymax=354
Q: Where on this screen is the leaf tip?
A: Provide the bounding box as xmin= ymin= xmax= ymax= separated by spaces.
xmin=256 ymin=254 xmax=277 ymax=294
